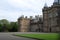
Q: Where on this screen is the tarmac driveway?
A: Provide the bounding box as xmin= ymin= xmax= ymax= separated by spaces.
xmin=0 ymin=32 xmax=36 ymax=40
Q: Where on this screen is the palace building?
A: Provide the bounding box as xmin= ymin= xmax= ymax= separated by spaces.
xmin=18 ymin=0 xmax=60 ymax=32
xmin=18 ymin=15 xmax=43 ymax=32
xmin=43 ymin=0 xmax=60 ymax=32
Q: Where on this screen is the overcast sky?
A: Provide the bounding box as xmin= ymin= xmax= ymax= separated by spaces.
xmin=0 ymin=0 xmax=54 ymax=22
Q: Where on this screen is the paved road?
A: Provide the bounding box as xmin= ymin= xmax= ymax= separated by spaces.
xmin=0 ymin=32 xmax=37 ymax=40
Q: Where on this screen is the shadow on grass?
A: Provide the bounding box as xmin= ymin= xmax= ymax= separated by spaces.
xmin=58 ymin=33 xmax=60 ymax=40
xmin=13 ymin=34 xmax=44 ymax=40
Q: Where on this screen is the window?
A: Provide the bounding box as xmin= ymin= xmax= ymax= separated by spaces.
xmin=55 ymin=12 xmax=58 ymax=16
xmin=53 ymin=12 xmax=58 ymax=17
xmin=48 ymin=13 xmax=52 ymax=18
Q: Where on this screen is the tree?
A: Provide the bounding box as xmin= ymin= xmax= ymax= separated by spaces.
xmin=0 ymin=23 xmax=3 ymax=32
xmin=0 ymin=19 xmax=10 ymax=32
xmin=0 ymin=19 xmax=19 ymax=32
xmin=9 ymin=22 xmax=18 ymax=32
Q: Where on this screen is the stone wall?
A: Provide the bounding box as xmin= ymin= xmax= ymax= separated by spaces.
xmin=43 ymin=4 xmax=60 ymax=33
xmin=18 ymin=17 xmax=30 ymax=32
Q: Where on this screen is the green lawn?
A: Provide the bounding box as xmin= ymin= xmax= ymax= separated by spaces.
xmin=15 ymin=33 xmax=59 ymax=40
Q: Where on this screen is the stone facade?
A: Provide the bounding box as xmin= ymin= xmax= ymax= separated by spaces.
xmin=30 ymin=16 xmax=43 ymax=32
xmin=43 ymin=0 xmax=60 ymax=32
xmin=18 ymin=15 xmax=43 ymax=32
xmin=18 ymin=16 xmax=30 ymax=32
xmin=18 ymin=0 xmax=60 ymax=33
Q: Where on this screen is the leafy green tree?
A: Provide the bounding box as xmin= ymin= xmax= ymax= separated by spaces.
xmin=0 ymin=19 xmax=10 ymax=32
xmin=0 ymin=23 xmax=3 ymax=32
xmin=0 ymin=19 xmax=19 ymax=32
xmin=9 ymin=22 xmax=18 ymax=32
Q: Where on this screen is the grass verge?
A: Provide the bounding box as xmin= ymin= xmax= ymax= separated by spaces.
xmin=15 ymin=33 xmax=59 ymax=40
